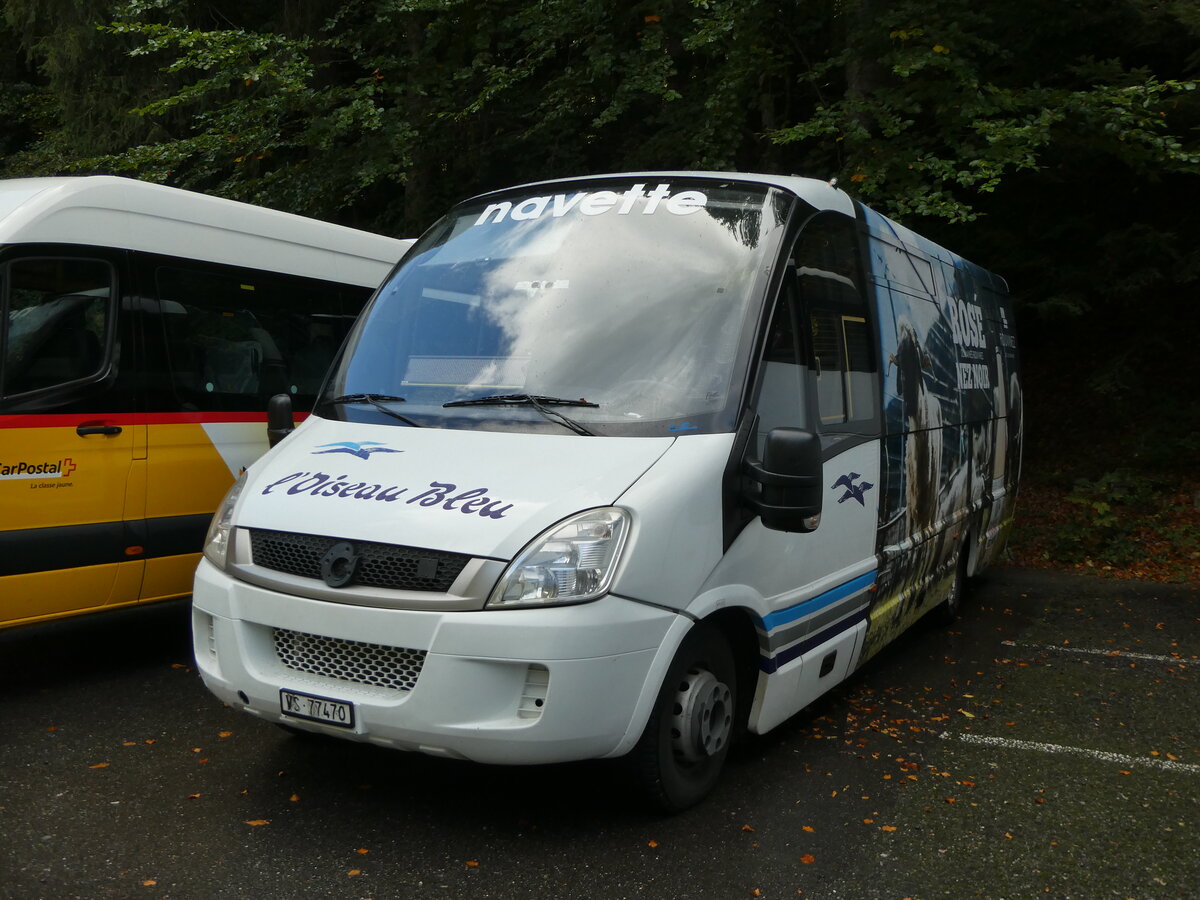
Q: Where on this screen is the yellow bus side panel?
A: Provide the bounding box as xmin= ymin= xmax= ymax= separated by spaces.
xmin=141 ymin=553 xmax=203 ymax=604
xmin=0 ymin=424 xmax=133 ymax=531
xmin=144 ymin=422 xmax=264 ymax=519
xmin=0 ymin=563 xmax=126 ymax=625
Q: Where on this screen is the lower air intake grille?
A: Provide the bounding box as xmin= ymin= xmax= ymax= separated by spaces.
xmin=273 ymin=628 xmax=426 ymax=691
xmin=249 ymin=529 xmax=470 ymax=592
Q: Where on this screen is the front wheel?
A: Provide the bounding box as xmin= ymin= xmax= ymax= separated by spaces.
xmin=627 ymin=624 xmax=737 ymax=813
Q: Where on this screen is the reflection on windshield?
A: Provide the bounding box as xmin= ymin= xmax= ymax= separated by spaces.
xmin=326 ymin=180 xmax=790 ymax=435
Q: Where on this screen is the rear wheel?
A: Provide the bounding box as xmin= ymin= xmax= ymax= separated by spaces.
xmin=932 ymin=545 xmax=970 ymax=625
xmin=628 ymin=624 xmax=737 ymax=813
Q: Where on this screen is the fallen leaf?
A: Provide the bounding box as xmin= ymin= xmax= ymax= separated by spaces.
xmin=348 ymin=869 xmax=361 ymax=877
xmin=802 ymin=825 xmax=815 ymax=833
xmin=647 ymin=840 xmax=659 ymax=848
xmin=800 ymin=854 xmax=816 ymax=864
xmin=741 ymin=824 xmax=756 ymax=832
xmin=882 ymin=825 xmax=898 ymax=832
xmin=89 ymin=762 xmax=110 ymax=769
xmin=356 ymin=848 xmax=370 ymax=855
xmin=218 ymin=731 xmax=232 ymax=739
xmin=186 ymin=793 xmax=201 ymax=800
xmin=751 ymin=890 xmax=763 ymax=897
xmin=142 ymin=880 xmax=157 ymax=886
xmin=245 ymin=819 xmax=270 ymax=827
xmin=465 ymin=860 xmax=479 ymax=868
xmin=290 ymin=794 xmax=300 ymax=803
xmin=123 ymin=741 xmax=137 ymax=747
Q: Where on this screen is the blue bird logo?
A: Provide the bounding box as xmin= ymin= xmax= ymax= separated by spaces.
xmin=312 ymin=441 xmax=402 ymax=461
xmin=832 ymin=472 xmax=874 ymax=506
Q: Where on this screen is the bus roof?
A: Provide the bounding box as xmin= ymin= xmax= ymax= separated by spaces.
xmin=467 ymin=171 xmax=859 ymax=218
xmin=0 ymin=176 xmax=412 ymax=288
xmin=463 ymin=171 xmax=1006 ymax=289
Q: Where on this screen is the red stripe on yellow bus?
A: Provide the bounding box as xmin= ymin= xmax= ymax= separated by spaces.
xmin=0 ymin=411 xmax=310 ymax=428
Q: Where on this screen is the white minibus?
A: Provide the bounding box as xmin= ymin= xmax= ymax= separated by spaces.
xmin=0 ymin=176 xmax=412 ymax=629
xmin=191 ymin=172 xmax=1021 ymax=810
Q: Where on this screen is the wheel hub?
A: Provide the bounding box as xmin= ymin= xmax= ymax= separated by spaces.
xmin=670 ymin=668 xmax=733 ymax=763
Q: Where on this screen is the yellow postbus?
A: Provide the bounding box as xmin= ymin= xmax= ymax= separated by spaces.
xmin=0 ymin=176 xmax=411 ymax=629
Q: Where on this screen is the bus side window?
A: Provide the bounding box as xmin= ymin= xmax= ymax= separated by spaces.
xmin=154 ymin=264 xmax=364 ymax=411
xmin=809 ymin=303 xmax=873 ymax=425
xmin=1 ymin=258 xmax=113 ymax=398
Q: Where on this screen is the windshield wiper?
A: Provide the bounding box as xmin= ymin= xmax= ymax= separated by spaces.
xmin=442 ymin=393 xmax=597 ymax=436
xmin=324 ymin=393 xmax=421 ymax=427
xmin=443 ymin=393 xmax=597 ymax=409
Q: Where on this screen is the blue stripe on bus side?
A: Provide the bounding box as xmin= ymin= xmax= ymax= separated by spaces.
xmin=756 ymin=571 xmax=876 ymax=674
xmin=760 ymin=571 xmax=876 ymax=631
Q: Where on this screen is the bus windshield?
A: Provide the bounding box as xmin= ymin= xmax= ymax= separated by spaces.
xmin=322 ymin=179 xmax=791 ymax=435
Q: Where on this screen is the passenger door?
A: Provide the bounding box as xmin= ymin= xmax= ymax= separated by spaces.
xmin=0 ymin=252 xmax=143 ymax=626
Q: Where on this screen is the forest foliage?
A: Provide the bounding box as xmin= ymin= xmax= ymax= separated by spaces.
xmin=3 ymin=1 xmax=1199 ymax=573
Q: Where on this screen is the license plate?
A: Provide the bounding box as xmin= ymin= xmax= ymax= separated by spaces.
xmin=279 ymin=689 xmax=355 ymax=728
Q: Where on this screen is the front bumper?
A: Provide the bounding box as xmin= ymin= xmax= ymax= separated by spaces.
xmin=191 ymin=558 xmax=685 ymax=764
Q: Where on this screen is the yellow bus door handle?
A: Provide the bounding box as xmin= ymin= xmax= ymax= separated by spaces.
xmin=76 ymin=422 xmax=123 ymax=437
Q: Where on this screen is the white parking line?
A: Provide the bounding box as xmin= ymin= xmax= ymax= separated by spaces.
xmin=939 ymin=731 xmax=1200 ymax=774
xmin=1000 ymin=640 xmax=1193 ymax=665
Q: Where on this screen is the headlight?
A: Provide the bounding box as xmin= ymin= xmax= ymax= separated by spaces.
xmin=488 ymin=508 xmax=630 ymax=609
xmin=202 ymin=471 xmax=248 ymax=570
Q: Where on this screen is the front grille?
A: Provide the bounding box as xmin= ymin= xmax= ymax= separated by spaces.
xmin=249 ymin=529 xmax=470 ymax=592
xmin=274 ymin=627 xmax=426 ymax=691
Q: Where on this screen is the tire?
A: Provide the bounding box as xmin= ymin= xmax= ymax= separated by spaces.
xmin=931 ymin=545 xmax=969 ymax=625
xmin=628 ymin=624 xmax=737 ymax=813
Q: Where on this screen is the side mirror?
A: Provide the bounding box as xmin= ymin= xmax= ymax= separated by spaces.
xmin=744 ymin=427 xmax=823 ymax=532
xmin=267 ymin=393 xmax=294 ymax=448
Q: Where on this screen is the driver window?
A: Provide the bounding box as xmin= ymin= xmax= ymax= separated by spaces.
xmin=793 ymin=215 xmax=878 ymax=432
xmin=754 ymin=275 xmax=807 ymax=457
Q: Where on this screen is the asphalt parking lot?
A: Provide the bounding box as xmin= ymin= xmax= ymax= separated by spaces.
xmin=1 ymin=567 xmax=1196 ymax=899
